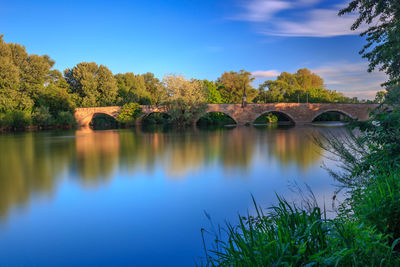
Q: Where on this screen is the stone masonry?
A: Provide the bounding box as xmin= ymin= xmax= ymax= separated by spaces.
xmin=74 ymin=103 xmax=379 ymax=127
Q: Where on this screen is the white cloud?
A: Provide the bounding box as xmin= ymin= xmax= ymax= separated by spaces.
xmin=311 ymin=62 xmax=387 ymax=99
xmin=261 ymin=9 xmax=367 ymax=37
xmin=252 ymin=69 xmax=280 ymax=78
xmin=234 ymin=0 xmax=320 ymax=22
xmin=236 ymin=0 xmax=292 ymax=22
xmin=233 ymin=0 xmax=367 ymax=37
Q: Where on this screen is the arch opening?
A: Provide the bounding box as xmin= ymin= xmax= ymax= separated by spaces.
xmin=90 ymin=113 xmax=118 ymax=129
xmin=253 ymin=111 xmax=295 ymax=126
xmin=312 ymin=111 xmax=352 ymax=123
xmin=196 ymin=112 xmax=237 ymax=127
xmin=142 ymin=112 xmax=172 ymax=125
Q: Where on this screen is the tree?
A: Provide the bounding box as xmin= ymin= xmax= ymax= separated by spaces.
xmin=203 ymin=80 xmax=223 ymax=104
xmin=141 ymin=72 xmax=166 ymax=105
xmin=256 ymin=69 xmax=355 ymax=103
xmin=217 ymin=70 xmax=257 ymax=103
xmin=339 ymin=0 xmax=400 ymax=103
xmin=64 ymin=62 xmax=118 ymax=107
xmin=374 ymin=91 xmax=386 ymax=104
xmin=162 ymin=74 xmax=207 ymax=126
xmin=117 ymin=103 xmax=142 ymax=124
xmin=115 ymin=72 xmax=151 ymax=105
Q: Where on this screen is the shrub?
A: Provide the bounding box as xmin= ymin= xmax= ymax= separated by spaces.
xmin=32 ymin=106 xmax=54 ymax=126
xmin=167 ymin=99 xmax=207 ymax=127
xmin=117 ymin=103 xmax=142 ymax=125
xmin=142 ymin=112 xmax=171 ymax=125
xmin=351 ymin=174 xmax=400 ymax=247
xmin=2 ymin=110 xmax=31 ymax=128
xmin=55 ymin=111 xmax=76 ymax=126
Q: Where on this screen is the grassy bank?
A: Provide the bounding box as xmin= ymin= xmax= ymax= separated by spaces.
xmin=201 ymin=107 xmax=400 ymax=266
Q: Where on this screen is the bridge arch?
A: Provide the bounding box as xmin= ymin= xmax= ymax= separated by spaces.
xmin=253 ymin=110 xmax=296 ymax=125
xmin=141 ymin=111 xmax=171 ymax=124
xmin=196 ymin=111 xmax=237 ymax=125
xmin=80 ymin=112 xmax=118 ymax=128
xmin=311 ymin=109 xmax=354 ymax=122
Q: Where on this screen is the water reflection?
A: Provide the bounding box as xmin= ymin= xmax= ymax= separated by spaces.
xmin=0 ymin=126 xmax=328 ymax=219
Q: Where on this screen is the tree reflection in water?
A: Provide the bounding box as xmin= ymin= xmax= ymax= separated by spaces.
xmin=0 ymin=125 xmax=340 ymax=219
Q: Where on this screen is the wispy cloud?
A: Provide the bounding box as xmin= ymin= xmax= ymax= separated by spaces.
xmin=312 ymin=62 xmax=387 ymax=99
xmin=252 ymin=62 xmax=387 ymax=99
xmin=252 ymin=69 xmax=280 ymax=78
xmin=233 ymin=0 xmax=320 ymax=22
xmin=232 ymin=0 xmax=366 ymax=37
xmin=261 ymin=9 xmax=367 ymax=37
xmin=234 ymin=0 xmax=292 ymax=22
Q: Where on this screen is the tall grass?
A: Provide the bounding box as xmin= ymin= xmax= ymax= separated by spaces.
xmin=201 ymin=196 xmax=396 ymax=266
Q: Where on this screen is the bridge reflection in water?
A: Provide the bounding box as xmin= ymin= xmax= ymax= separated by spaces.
xmin=0 ymin=126 xmax=344 ymax=219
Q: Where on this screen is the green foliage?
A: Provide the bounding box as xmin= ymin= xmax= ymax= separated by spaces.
xmin=374 ymin=91 xmax=386 ymax=104
xmin=385 ymin=84 xmax=400 ymax=104
xmin=256 ymin=69 xmax=356 ymax=103
xmin=351 ymin=174 xmax=400 ymax=246
xmin=254 ymin=113 xmax=278 ymax=123
xmin=90 ymin=114 xmax=118 ymax=129
xmin=64 ymin=62 xmax=118 ymax=107
xmin=55 ymin=111 xmax=76 ymax=126
xmin=142 ymin=112 xmax=171 ymax=125
xmin=163 ymin=74 xmax=208 ymax=126
xmin=142 ymin=72 xmax=166 ymax=105
xmin=203 ymin=80 xmax=223 ymax=104
xmin=339 ymin=0 xmax=400 ymax=86
xmin=313 ymin=112 xmax=351 ymax=122
xmin=0 ymin=88 xmax=34 ymax=113
xmin=117 ymin=103 xmax=142 ymax=124
xmin=203 ymin=197 xmax=396 ymax=266
xmin=316 ymin=107 xmax=400 ymax=253
xmin=0 ymin=35 xmax=76 ymax=129
xmin=1 ymin=110 xmax=31 ymax=128
xmin=35 ymin=85 xmax=75 ymax=115
xmin=339 ymin=0 xmax=400 ymax=103
xmin=115 ymin=72 xmax=151 ymax=105
xmin=217 ymin=70 xmax=257 ymax=103
xmin=167 ymin=99 xmax=207 ymax=127
xmin=32 ymin=106 xmax=54 ymax=126
xmin=197 ymin=112 xmax=236 ymax=126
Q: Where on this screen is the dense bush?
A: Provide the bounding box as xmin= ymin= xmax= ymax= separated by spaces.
xmin=1 ymin=110 xmax=31 ymax=128
xmin=32 ymin=106 xmax=54 ymax=126
xmin=142 ymin=112 xmax=171 ymax=125
xmin=350 ymin=174 xmax=400 ymax=247
xmin=117 ymin=103 xmax=142 ymax=125
xmin=55 ymin=111 xmax=76 ymax=126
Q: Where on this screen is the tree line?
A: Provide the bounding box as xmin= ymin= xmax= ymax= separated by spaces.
xmin=0 ymin=34 xmax=379 ymax=129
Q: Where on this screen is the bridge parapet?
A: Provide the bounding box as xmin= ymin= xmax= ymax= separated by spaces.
xmin=74 ymin=103 xmax=379 ymax=127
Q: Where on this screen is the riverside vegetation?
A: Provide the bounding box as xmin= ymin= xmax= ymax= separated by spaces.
xmin=0 ymin=35 xmax=383 ymax=131
xmin=200 ymin=0 xmax=400 ymax=265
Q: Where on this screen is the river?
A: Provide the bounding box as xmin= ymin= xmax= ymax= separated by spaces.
xmin=0 ymin=125 xmax=344 ymax=266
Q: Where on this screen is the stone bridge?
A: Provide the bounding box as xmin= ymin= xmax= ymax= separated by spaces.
xmin=74 ymin=103 xmax=379 ymax=127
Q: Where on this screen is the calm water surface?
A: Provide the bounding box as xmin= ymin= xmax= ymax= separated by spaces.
xmin=0 ymin=125 xmax=342 ymax=266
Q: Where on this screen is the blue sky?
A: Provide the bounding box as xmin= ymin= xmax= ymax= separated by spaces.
xmin=0 ymin=0 xmax=387 ymax=99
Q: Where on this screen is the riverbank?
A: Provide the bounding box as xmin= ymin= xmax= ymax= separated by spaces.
xmin=202 ymin=108 xmax=400 ymax=265
xmin=0 ymin=124 xmax=75 ymax=132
